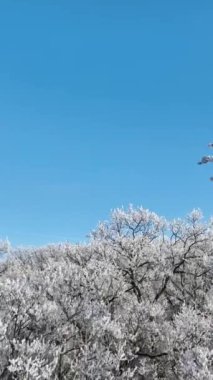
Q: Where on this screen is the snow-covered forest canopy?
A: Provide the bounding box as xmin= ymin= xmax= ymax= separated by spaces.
xmin=0 ymin=206 xmax=213 ymax=379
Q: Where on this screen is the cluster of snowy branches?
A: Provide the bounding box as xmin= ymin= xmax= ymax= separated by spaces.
xmin=0 ymin=206 xmax=213 ymax=379
xmin=198 ymin=143 xmax=213 ymax=181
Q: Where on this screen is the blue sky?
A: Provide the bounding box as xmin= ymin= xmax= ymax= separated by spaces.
xmin=0 ymin=0 xmax=212 ymax=246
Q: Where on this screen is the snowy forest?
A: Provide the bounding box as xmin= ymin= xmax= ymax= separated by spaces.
xmin=0 ymin=205 xmax=213 ymax=379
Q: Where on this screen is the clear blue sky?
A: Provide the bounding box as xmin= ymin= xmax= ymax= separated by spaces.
xmin=0 ymin=0 xmax=212 ymax=246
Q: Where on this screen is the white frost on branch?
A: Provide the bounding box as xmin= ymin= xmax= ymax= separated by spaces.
xmin=198 ymin=143 xmax=213 ymax=181
xmin=197 ymin=155 xmax=213 ymax=165
xmin=0 ymin=206 xmax=212 ymax=379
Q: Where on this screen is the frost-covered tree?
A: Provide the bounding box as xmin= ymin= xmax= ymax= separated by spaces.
xmin=198 ymin=143 xmax=213 ymax=181
xmin=0 ymin=206 xmax=212 ymax=379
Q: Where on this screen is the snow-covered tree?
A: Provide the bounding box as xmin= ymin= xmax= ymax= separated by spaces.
xmin=0 ymin=206 xmax=212 ymax=379
xmin=198 ymin=143 xmax=213 ymax=181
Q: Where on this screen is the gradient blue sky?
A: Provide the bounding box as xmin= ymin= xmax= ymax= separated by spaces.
xmin=0 ymin=0 xmax=212 ymax=246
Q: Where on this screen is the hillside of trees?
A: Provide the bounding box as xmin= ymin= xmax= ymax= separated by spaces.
xmin=0 ymin=206 xmax=212 ymax=379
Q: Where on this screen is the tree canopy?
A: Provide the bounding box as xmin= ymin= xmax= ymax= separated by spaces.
xmin=0 ymin=206 xmax=212 ymax=379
